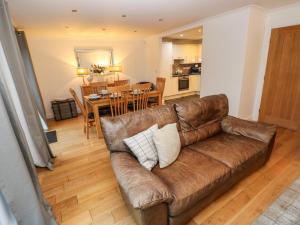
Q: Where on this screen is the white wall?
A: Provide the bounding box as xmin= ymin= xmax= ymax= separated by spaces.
xmin=252 ymin=2 xmax=300 ymax=120
xmin=238 ymin=7 xmax=266 ymax=119
xmin=144 ymin=35 xmax=162 ymax=83
xmin=198 ymin=6 xmax=268 ymax=119
xmin=26 ymin=34 xmax=146 ymax=118
xmin=200 ymin=7 xmax=251 ymax=116
xmin=160 ymin=42 xmax=173 ymax=76
xmin=144 ymin=6 xmax=267 ymax=118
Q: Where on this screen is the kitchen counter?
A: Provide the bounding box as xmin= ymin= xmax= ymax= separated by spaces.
xmin=164 ymin=74 xmax=201 ymax=100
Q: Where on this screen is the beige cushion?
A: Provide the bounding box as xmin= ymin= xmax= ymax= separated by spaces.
xmin=153 ymin=123 xmax=181 ymax=168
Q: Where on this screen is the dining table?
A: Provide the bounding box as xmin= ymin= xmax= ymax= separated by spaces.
xmin=84 ymin=90 xmax=162 ymax=138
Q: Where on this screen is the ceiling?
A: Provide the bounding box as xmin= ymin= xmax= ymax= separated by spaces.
xmin=8 ymin=0 xmax=300 ymax=38
xmin=165 ymin=27 xmax=203 ymax=40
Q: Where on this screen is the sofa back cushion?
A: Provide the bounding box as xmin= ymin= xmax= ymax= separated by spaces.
xmin=175 ymin=94 xmax=228 ymax=146
xmin=101 ymin=104 xmax=178 ymax=153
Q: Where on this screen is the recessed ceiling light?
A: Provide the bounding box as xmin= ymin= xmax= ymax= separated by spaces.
xmin=71 ymin=9 xmax=78 ymax=13
xmin=180 ymin=34 xmax=184 ymax=37
xmin=158 ymin=18 xmax=164 ymax=22
xmin=198 ymin=29 xmax=201 ymax=33
xmin=122 ymin=14 xmax=127 ymax=18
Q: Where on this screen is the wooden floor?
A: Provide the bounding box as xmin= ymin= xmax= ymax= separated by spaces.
xmin=37 ymin=116 xmax=300 ymax=225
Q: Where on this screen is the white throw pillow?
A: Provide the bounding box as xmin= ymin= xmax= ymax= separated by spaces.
xmin=123 ymin=124 xmax=159 ymax=170
xmin=153 ymin=123 xmax=181 ymax=168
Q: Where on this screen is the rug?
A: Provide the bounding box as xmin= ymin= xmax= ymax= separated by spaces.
xmin=252 ymin=177 xmax=300 ymax=225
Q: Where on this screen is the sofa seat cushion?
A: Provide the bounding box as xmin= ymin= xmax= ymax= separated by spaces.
xmin=188 ymin=132 xmax=268 ymax=172
xmin=152 ymin=148 xmax=231 ymax=216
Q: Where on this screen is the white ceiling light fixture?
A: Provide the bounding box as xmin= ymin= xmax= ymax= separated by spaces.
xmin=180 ymin=34 xmax=183 ymax=37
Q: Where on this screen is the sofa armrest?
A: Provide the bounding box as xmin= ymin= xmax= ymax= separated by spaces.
xmin=221 ymin=116 xmax=276 ymax=144
xmin=110 ymin=152 xmax=173 ymax=210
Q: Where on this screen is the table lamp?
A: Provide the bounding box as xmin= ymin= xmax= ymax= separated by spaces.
xmin=109 ymin=65 xmax=122 ymax=81
xmin=76 ymin=67 xmax=89 ymax=85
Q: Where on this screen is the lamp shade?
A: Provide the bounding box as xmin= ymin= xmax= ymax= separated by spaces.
xmin=109 ymin=65 xmax=122 ymax=72
xmin=76 ymin=67 xmax=89 ymax=76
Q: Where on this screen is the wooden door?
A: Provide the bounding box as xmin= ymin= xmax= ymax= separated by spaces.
xmin=259 ymin=25 xmax=300 ymax=131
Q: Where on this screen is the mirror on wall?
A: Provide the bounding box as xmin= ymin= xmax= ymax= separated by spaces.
xmin=74 ymin=48 xmax=114 ymax=75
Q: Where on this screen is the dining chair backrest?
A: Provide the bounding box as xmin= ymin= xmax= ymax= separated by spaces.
xmin=69 ymin=88 xmax=87 ymax=118
xmin=156 ymin=77 xmax=166 ymax=96
xmin=131 ymin=82 xmax=152 ymax=91
xmin=90 ymin=81 xmax=108 ymax=93
xmin=81 ymin=85 xmax=94 ymax=98
xmin=114 ymin=79 xmax=130 ymax=86
xmin=131 ymin=83 xmax=151 ymax=111
xmin=107 ymin=84 xmax=131 ymax=94
xmin=107 ymin=82 xmax=115 ymax=87
xmin=109 ymin=92 xmax=128 ymax=117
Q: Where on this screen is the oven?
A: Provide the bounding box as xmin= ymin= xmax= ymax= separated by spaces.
xmin=178 ymin=76 xmax=189 ymax=91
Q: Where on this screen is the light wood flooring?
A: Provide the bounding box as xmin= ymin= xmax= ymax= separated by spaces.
xmin=37 ymin=116 xmax=300 ymax=225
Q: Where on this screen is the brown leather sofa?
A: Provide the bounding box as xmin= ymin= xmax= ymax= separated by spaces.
xmin=101 ymin=94 xmax=276 ymax=225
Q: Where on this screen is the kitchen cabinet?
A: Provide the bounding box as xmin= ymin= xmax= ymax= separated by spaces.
xmin=164 ymin=76 xmax=178 ymax=97
xmin=172 ymin=44 xmax=202 ymax=64
xmin=164 ymin=75 xmax=200 ymax=98
xmin=189 ymin=75 xmax=201 ymax=91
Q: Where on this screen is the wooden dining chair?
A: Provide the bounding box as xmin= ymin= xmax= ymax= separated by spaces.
xmin=90 ymin=81 xmax=108 ymax=93
xmin=156 ymin=77 xmax=166 ymax=94
xmin=114 ymin=79 xmax=130 ymax=86
xmin=80 ymin=85 xmax=93 ymax=103
xmin=85 ymin=82 xmax=111 ymax=116
xmin=131 ymin=83 xmax=152 ymax=91
xmin=107 ymin=84 xmax=131 ymax=94
xmin=108 ymin=92 xmax=129 ymax=117
xmin=131 ymin=83 xmax=151 ymax=111
xmin=149 ymin=77 xmax=166 ymax=106
xmin=107 ymin=82 xmax=115 ymax=87
xmin=69 ymin=88 xmax=94 ymax=139
xmin=107 ymin=84 xmax=130 ymax=117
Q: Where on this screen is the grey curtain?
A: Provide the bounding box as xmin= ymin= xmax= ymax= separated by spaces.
xmin=15 ymin=30 xmax=47 ymax=123
xmin=0 ymin=0 xmax=54 ymax=168
xmin=0 ymin=191 xmax=18 ymax=225
xmin=0 ymin=93 xmax=57 ymax=225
